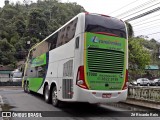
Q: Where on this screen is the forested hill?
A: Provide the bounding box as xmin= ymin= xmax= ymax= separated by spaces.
xmin=0 ymin=0 xmax=85 ymax=67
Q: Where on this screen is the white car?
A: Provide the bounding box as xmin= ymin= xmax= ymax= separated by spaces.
xmin=136 ymin=78 xmax=151 ymax=86
xmin=12 ymin=77 xmax=22 ymax=82
xmin=11 ymin=70 xmax=22 ymax=82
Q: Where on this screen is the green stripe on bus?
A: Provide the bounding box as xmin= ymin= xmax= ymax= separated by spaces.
xmin=31 ymin=53 xmax=46 ymax=67
xmin=28 ymin=78 xmax=44 ymax=92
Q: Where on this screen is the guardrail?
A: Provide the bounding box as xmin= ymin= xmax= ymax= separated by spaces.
xmin=0 ymin=77 xmax=10 ymax=82
xmin=0 ymin=77 xmax=21 ymax=86
xmin=128 ymin=86 xmax=160 ymax=102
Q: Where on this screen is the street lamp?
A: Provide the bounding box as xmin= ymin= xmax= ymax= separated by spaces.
xmin=27 ymin=41 xmax=30 ymax=45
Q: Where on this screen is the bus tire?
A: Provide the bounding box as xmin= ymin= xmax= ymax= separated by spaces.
xmin=26 ymin=82 xmax=30 ymax=93
xmin=24 ymin=81 xmax=30 ymax=93
xmin=24 ymin=81 xmax=27 ymax=93
xmin=44 ymin=85 xmax=51 ymax=103
xmin=51 ymin=86 xmax=61 ymax=107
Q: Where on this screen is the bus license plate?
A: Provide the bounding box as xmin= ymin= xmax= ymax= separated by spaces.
xmin=102 ymin=93 xmax=111 ymax=98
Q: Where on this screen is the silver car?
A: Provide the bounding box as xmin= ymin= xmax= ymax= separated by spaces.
xmin=136 ymin=78 xmax=151 ymax=86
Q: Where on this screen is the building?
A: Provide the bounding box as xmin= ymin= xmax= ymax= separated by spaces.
xmin=0 ymin=65 xmax=14 ymax=82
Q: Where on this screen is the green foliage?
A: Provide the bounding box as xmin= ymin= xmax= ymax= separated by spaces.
xmin=129 ymin=37 xmax=151 ymax=69
xmin=0 ymin=0 xmax=85 ymax=66
xmin=0 ymin=39 xmax=16 ymax=65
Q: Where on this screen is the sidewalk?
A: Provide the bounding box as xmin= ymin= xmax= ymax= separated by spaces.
xmin=0 ymin=86 xmax=22 ymax=90
xmin=123 ymin=98 xmax=160 ymax=110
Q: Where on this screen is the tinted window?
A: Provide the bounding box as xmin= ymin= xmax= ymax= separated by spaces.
xmin=85 ymin=14 xmax=126 ymax=38
xmin=56 ymin=18 xmax=78 ymax=47
xmin=30 ymin=18 xmax=78 ymax=59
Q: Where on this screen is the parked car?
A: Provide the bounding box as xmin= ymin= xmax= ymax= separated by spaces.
xmin=149 ymin=79 xmax=155 ymax=86
xmin=11 ymin=69 xmax=22 ymax=82
xmin=130 ymin=80 xmax=137 ymax=86
xmin=136 ymin=78 xmax=151 ymax=86
xmin=151 ymin=78 xmax=160 ymax=86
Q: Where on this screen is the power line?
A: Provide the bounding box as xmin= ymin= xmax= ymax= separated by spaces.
xmin=116 ymin=0 xmax=159 ymax=17
xmin=125 ymin=7 xmax=160 ymax=22
xmin=130 ymin=13 xmax=160 ymax=25
xmin=133 ymin=19 xmax=160 ymax=27
xmin=146 ymin=32 xmax=160 ymax=35
xmin=120 ymin=2 xmax=160 ymax=19
xmin=134 ymin=24 xmax=160 ymax=32
xmin=108 ymin=0 xmax=140 ymax=15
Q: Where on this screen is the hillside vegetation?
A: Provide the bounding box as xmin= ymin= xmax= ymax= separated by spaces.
xmin=0 ymin=0 xmax=85 ymax=67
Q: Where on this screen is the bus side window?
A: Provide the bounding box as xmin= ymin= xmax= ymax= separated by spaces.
xmin=37 ymin=65 xmax=46 ymax=78
xmin=56 ymin=18 xmax=78 ymax=47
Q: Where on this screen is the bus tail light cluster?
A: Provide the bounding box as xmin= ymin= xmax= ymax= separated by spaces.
xmin=122 ymin=69 xmax=128 ymax=90
xmin=76 ymin=66 xmax=89 ymax=89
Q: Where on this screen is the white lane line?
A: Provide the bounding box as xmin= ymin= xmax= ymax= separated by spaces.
xmin=0 ymin=95 xmax=4 ymax=106
xmin=0 ymin=95 xmax=3 ymax=120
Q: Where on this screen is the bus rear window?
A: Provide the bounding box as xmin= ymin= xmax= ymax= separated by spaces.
xmin=85 ymin=14 xmax=126 ymax=38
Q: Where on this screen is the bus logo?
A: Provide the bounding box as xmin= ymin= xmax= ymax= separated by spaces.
xmin=91 ymin=36 xmax=99 ymax=43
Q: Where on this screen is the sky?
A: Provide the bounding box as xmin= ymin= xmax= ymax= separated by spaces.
xmin=0 ymin=0 xmax=160 ymax=41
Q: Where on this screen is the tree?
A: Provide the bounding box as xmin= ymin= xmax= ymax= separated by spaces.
xmin=0 ymin=39 xmax=16 ymax=65
xmin=129 ymin=37 xmax=151 ymax=69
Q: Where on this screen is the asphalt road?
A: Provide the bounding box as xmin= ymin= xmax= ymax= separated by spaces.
xmin=0 ymin=86 xmax=160 ymax=120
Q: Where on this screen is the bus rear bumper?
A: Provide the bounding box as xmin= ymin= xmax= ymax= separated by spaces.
xmin=76 ymin=87 xmax=128 ymax=103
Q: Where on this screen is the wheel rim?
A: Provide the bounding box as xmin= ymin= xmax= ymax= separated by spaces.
xmin=52 ymin=88 xmax=57 ymax=105
xmin=45 ymin=86 xmax=49 ymax=100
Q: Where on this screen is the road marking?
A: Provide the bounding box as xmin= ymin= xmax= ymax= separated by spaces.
xmin=0 ymin=95 xmax=4 ymax=106
xmin=0 ymin=95 xmax=4 ymax=120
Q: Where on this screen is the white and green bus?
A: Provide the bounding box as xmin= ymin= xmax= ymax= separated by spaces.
xmin=23 ymin=12 xmax=128 ymax=107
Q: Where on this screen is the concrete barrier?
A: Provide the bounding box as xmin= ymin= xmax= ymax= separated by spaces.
xmin=0 ymin=77 xmax=10 ymax=82
xmin=0 ymin=81 xmax=22 ymax=86
xmin=128 ymin=86 xmax=160 ymax=102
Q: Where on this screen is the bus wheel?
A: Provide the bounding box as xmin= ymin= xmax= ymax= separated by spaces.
xmin=44 ymin=85 xmax=51 ymax=103
xmin=51 ymin=86 xmax=60 ymax=107
xmin=24 ymin=81 xmax=29 ymax=93
xmin=24 ymin=81 xmax=27 ymax=93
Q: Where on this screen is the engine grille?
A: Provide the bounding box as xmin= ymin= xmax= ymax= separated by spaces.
xmin=87 ymin=48 xmax=124 ymax=74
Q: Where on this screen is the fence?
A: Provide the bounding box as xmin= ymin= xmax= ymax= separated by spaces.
xmin=128 ymin=86 xmax=160 ymax=102
xmin=0 ymin=77 xmax=10 ymax=82
xmin=0 ymin=77 xmax=21 ymax=86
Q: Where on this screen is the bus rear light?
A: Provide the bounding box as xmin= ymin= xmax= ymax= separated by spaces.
xmin=122 ymin=70 xmax=128 ymax=90
xmin=76 ymin=66 xmax=89 ymax=89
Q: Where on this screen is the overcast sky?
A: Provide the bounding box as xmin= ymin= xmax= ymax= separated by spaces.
xmin=0 ymin=0 xmax=160 ymax=41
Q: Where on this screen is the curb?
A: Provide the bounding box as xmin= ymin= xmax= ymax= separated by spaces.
xmin=122 ymin=98 xmax=160 ymax=110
